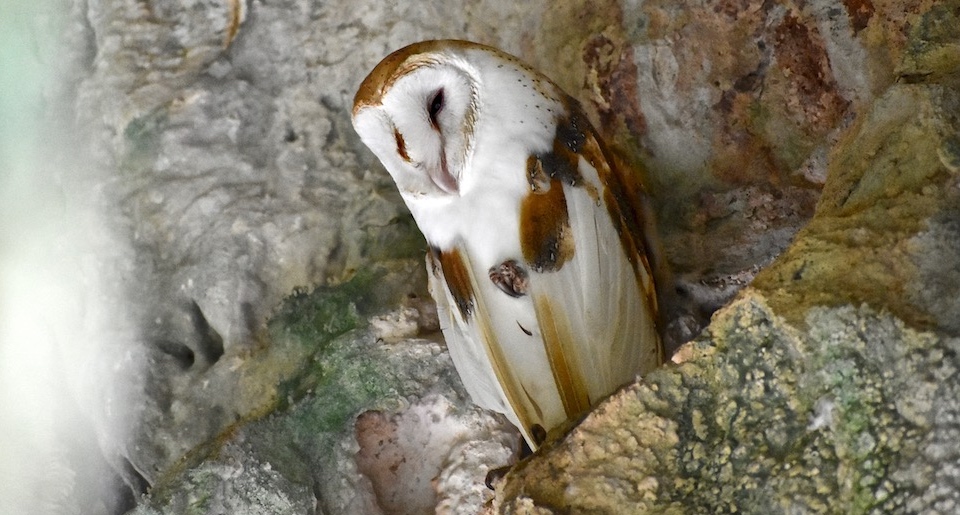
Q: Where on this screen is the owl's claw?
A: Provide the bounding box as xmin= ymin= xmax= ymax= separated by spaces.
xmin=484 ymin=426 xmax=541 ymax=490
xmin=485 ymin=464 xmax=510 ymax=490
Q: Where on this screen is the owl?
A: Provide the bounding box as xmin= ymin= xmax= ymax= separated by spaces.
xmin=352 ymin=40 xmax=662 ymax=450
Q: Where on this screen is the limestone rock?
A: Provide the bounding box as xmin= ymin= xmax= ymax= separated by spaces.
xmin=134 ymin=275 xmax=519 ymax=514
xmin=496 ymin=297 xmax=960 ymax=513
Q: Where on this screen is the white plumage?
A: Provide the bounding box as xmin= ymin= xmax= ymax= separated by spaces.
xmin=353 ymin=40 xmax=662 ymax=449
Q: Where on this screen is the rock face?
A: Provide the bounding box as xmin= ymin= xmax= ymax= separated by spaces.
xmin=496 ymin=298 xmax=960 ymax=513
xmin=16 ymin=0 xmax=959 ymax=513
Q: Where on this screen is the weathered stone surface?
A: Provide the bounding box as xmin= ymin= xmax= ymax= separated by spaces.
xmin=754 ymin=84 xmax=960 ymax=332
xmin=67 ymin=1 xmax=555 ymax=497
xmin=488 ymin=0 xmax=952 ymax=342
xmin=129 ymin=440 xmax=316 ymax=515
xmin=133 ymin=273 xmax=518 ymax=514
xmin=496 ymin=296 xmax=960 ymax=513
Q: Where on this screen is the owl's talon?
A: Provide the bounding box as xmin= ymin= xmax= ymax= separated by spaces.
xmin=485 ymin=428 xmax=537 ymax=490
xmin=485 ymin=464 xmax=511 ymax=490
xmin=531 ymin=424 xmax=547 ymax=447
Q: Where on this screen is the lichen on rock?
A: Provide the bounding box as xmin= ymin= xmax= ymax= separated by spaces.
xmin=495 ymin=296 xmax=960 ymax=514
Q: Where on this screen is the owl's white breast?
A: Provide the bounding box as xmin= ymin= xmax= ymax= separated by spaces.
xmin=402 ymin=145 xmax=527 ymax=271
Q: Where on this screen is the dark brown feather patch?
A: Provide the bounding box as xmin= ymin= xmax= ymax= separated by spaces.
xmin=394 ymin=129 xmax=411 ymax=162
xmin=519 ymin=173 xmax=575 ymax=273
xmin=519 ymin=106 xmax=614 ymax=274
xmin=432 ymin=247 xmax=474 ymax=319
xmin=533 ymin=97 xmax=664 ymax=365
xmin=557 ymin=97 xmax=660 ymax=315
xmin=526 ymin=154 xmax=551 ymax=193
xmin=535 ymin=115 xmax=584 ymax=188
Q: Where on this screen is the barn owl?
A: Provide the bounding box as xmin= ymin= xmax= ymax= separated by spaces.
xmin=352 ymin=40 xmax=662 ymax=450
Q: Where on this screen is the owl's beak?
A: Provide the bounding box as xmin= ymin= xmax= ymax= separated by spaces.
xmin=429 ymin=152 xmax=459 ymax=194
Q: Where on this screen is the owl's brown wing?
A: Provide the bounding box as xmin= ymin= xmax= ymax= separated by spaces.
xmin=509 ymin=100 xmax=662 ymax=442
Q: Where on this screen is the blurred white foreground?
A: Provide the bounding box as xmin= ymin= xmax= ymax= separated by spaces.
xmin=0 ymin=3 xmax=134 ymax=513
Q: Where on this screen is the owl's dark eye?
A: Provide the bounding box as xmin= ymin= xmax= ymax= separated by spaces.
xmin=428 ymin=89 xmax=444 ymax=129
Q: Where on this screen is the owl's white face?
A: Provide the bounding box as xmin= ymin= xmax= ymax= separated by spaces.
xmin=353 ymin=41 xmax=565 ymax=205
xmin=353 ymin=48 xmax=481 ymax=198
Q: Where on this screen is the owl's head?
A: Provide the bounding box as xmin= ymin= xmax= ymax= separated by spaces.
xmin=352 ymin=41 xmax=487 ymax=199
xmin=354 ymin=41 xmax=568 ymax=201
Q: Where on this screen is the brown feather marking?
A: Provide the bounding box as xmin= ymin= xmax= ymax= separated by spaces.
xmin=520 ymin=107 xmax=612 ymax=272
xmin=555 ymin=99 xmax=647 ymax=253
xmin=534 ymin=294 xmax=591 ymax=419
xmin=473 ymin=302 xmax=544 ymax=446
xmin=394 ymin=129 xmax=411 ymax=162
xmin=520 ymin=382 xmax=544 ymax=422
xmin=535 ymin=121 xmax=583 ymax=187
xmin=353 ymin=39 xmax=524 ymax=115
xmin=562 ymin=98 xmax=662 ymax=357
xmin=519 ymin=106 xmax=609 ymax=273
xmin=584 ymin=127 xmax=664 ymax=366
xmin=353 ymin=43 xmax=441 ymax=115
xmin=519 ymin=174 xmax=575 ymax=273
xmin=542 ymin=97 xmax=664 ymax=366
xmin=393 ymin=129 xmax=410 ymax=163
xmin=433 ymin=247 xmax=474 ymax=319
xmin=536 ymin=108 xmax=599 ymax=201
xmin=526 ymin=155 xmax=550 ymax=193
xmin=223 ymin=0 xmax=242 ymax=49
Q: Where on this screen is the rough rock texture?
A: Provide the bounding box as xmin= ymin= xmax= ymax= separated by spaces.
xmin=12 ymin=0 xmax=957 ymax=513
xmin=131 ymin=289 xmax=518 ymax=514
xmin=65 ymin=2 xmax=555 ymax=501
xmin=495 ymin=297 xmax=960 ymax=513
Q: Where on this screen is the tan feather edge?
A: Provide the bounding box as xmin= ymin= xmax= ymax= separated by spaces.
xmin=575 ymin=109 xmax=665 ymax=368
xmin=468 ymin=265 xmax=541 ymax=445
xmin=533 ymin=294 xmax=592 ymax=419
xmin=353 ymin=39 xmax=507 ymax=115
